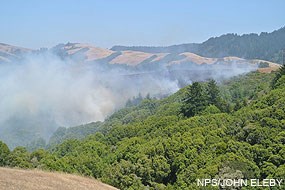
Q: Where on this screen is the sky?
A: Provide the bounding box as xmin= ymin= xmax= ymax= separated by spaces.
xmin=1 ymin=0 xmax=285 ymax=49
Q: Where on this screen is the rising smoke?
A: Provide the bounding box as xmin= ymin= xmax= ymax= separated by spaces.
xmin=0 ymin=51 xmax=257 ymax=148
xmin=0 ymin=52 xmax=180 ymax=148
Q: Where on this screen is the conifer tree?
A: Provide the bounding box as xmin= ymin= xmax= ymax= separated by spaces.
xmin=181 ymin=82 xmax=208 ymax=117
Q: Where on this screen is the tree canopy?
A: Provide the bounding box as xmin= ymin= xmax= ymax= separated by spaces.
xmin=1 ymin=69 xmax=285 ymax=190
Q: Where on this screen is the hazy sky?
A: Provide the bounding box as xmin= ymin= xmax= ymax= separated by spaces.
xmin=1 ymin=0 xmax=285 ymax=49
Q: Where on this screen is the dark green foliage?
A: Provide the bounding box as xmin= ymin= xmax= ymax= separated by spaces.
xmin=207 ymin=80 xmax=220 ymax=106
xmin=2 ymin=71 xmax=285 ymax=189
xmin=48 ymin=121 xmax=102 ymax=147
xmin=181 ymin=82 xmax=208 ymax=117
xmin=181 ymin=80 xmax=224 ymax=117
xmin=0 ymin=141 xmax=10 ymax=166
xmin=200 ymin=105 xmax=221 ymax=115
xmin=7 ymin=147 xmax=32 ymax=168
xmin=272 ymin=65 xmax=285 ymax=88
xmin=30 ymin=149 xmax=49 ymax=168
xmin=274 ymin=75 xmax=285 ymax=89
xmin=220 ymin=72 xmax=275 ymax=111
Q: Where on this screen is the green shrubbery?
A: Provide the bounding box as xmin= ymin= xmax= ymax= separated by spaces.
xmin=1 ymin=70 xmax=285 ymax=189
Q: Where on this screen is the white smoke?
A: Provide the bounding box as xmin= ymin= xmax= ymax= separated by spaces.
xmin=0 ymin=52 xmax=180 ymax=148
xmin=0 ymin=52 xmax=258 ymax=148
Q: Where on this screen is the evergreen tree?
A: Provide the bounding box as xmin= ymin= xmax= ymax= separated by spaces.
xmin=0 ymin=141 xmax=10 ymax=166
xmin=181 ymin=82 xmax=208 ymax=117
xmin=272 ymin=65 xmax=285 ymax=88
xmin=207 ymin=79 xmax=221 ymax=106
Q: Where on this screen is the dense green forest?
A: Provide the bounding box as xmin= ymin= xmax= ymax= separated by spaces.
xmin=1 ymin=67 xmax=285 ymax=189
xmin=112 ymin=27 xmax=285 ymax=63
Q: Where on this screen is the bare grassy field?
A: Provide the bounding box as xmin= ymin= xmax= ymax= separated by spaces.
xmin=0 ymin=167 xmax=118 ymax=190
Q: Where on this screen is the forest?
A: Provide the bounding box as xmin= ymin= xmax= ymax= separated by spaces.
xmin=1 ymin=66 xmax=285 ymax=190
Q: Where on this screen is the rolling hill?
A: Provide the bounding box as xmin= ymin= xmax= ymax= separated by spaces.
xmin=0 ymin=42 xmax=280 ymax=73
xmin=111 ymin=26 xmax=285 ymax=63
xmin=0 ymin=43 xmax=31 ymax=63
xmin=1 ymin=26 xmax=285 ymax=66
xmin=51 ymin=42 xmax=280 ymax=70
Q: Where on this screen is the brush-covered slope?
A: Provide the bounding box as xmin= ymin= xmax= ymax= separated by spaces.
xmin=2 ymin=42 xmax=279 ymax=151
xmin=1 ymin=68 xmax=285 ymax=189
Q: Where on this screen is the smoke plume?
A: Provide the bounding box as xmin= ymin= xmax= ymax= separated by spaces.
xmin=0 ymin=52 xmax=257 ymax=148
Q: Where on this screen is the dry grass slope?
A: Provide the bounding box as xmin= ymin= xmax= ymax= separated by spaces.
xmin=0 ymin=167 xmax=119 ymax=190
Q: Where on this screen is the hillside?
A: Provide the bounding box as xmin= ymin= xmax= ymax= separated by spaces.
xmin=1 ymin=67 xmax=285 ymax=189
xmin=1 ymin=27 xmax=284 ymax=65
xmin=0 ymin=167 xmax=118 ymax=190
xmin=0 ymin=43 xmax=31 ymax=63
xmin=52 ymin=43 xmax=281 ymax=69
xmin=111 ymin=26 xmax=285 ymax=63
xmin=2 ymin=42 xmax=281 ymax=150
xmin=0 ymin=42 xmax=280 ymax=72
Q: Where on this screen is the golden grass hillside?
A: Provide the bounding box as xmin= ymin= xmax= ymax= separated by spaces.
xmin=0 ymin=167 xmax=119 ymax=190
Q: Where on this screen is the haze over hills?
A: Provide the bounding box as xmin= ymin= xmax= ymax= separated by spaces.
xmin=0 ymin=43 xmax=31 ymax=63
xmin=2 ymin=1 xmax=285 ymax=189
xmin=53 ymin=42 xmax=254 ymax=66
xmin=112 ymin=26 xmax=285 ymax=64
xmin=2 ymin=26 xmax=285 ymax=67
xmin=0 ymin=42 xmax=280 ymax=71
xmin=51 ymin=42 xmax=280 ymax=74
xmin=0 ymin=28 xmax=282 ymax=149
